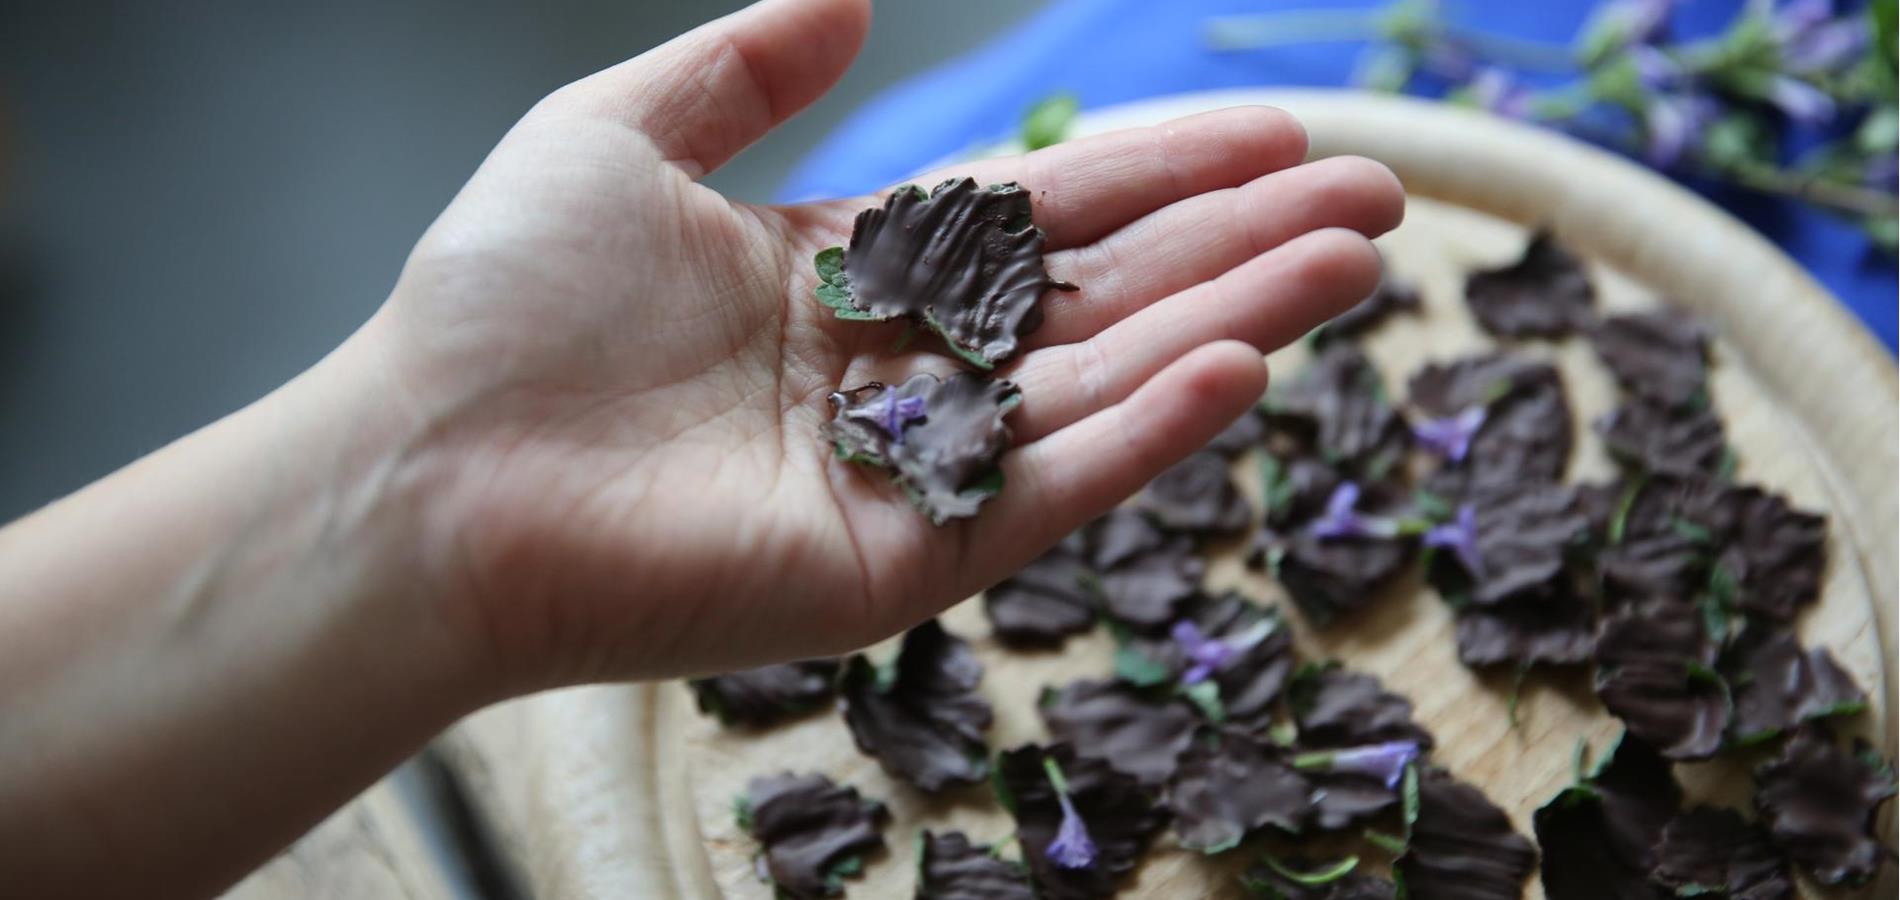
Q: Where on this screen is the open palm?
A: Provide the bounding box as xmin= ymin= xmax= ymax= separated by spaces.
xmin=369 ymin=0 xmax=1403 ymax=685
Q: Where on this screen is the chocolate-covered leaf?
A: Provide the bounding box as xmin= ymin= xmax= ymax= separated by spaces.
xmin=743 ymin=773 xmax=888 ymax=899
xmin=691 ymin=660 xmax=840 ymax=727
xmin=1040 ymin=679 xmax=1199 ymax=788
xmin=1454 ymin=585 xmax=1596 ymax=668
xmin=1720 ymin=489 xmax=1826 ymax=622
xmin=996 ymin=743 xmax=1166 ymax=900
xmin=841 ymin=621 xmax=992 ymax=791
xmin=1652 ymin=807 xmax=1794 ymax=900
xmin=1289 ymin=665 xmax=1434 ymax=750
xmin=1464 ymin=229 xmax=1595 ymax=337
xmin=1275 ymin=481 xmax=1417 ymax=625
xmin=1754 ymin=728 xmax=1897 ymax=886
xmin=1532 ymin=734 xmax=1681 ymax=900
xmin=1136 ymin=451 xmax=1252 ymax=536
xmin=1430 ymin=484 xmax=1588 ymax=605
xmin=1165 ymin=727 xmax=1312 ymax=852
xmin=1591 ymin=310 xmax=1711 ymax=408
xmin=1409 ymin=354 xmax=1573 ymax=496
xmin=1096 ymin=535 xmax=1203 ymax=630
xmin=822 ymin=178 xmax=1074 ymax=367
xmin=1596 ymin=397 xmax=1727 ymax=478
xmin=823 ymin=373 xmax=1020 ymax=524
xmin=1726 ymin=628 xmax=1867 ymax=745
xmin=1266 ymin=343 xmax=1409 ymax=476
xmin=984 ymin=532 xmax=1099 ymax=647
xmin=1395 ymin=769 xmax=1538 ymax=900
xmin=916 ymin=830 xmax=1034 ymax=900
xmin=1304 ymin=769 xmax=1401 ymax=832
xmin=1128 ymin=591 xmax=1295 ymax=732
xmin=1259 ymin=453 xmax=1345 ymax=529
xmin=1318 ymin=273 xmax=1422 ymax=342
xmin=1594 ymin=601 xmax=1729 ymax=760
xmin=1206 ymin=407 xmax=1269 ymax=457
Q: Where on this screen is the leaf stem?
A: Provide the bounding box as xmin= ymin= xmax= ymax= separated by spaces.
xmin=1203 ymin=11 xmax=1385 ymax=50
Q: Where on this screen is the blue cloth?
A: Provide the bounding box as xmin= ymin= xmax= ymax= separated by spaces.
xmin=781 ymin=0 xmax=1898 ymax=349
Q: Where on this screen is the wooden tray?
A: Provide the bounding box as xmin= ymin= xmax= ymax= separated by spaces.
xmin=436 ymin=89 xmax=1899 ymax=900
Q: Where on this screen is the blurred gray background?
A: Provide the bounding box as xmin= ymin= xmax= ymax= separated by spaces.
xmin=0 ymin=0 xmax=1041 ymax=519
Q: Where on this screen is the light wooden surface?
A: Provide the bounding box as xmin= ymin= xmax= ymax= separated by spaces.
xmin=219 ymin=780 xmax=462 ymax=900
xmin=437 ymin=90 xmax=1899 ymax=900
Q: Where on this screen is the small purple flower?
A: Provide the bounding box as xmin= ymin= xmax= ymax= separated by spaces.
xmin=1171 ymin=620 xmax=1235 ymax=685
xmin=1590 ymin=0 xmax=1678 ymax=51
xmin=870 ymin=391 xmax=928 ymax=443
xmin=1327 ymin=740 xmax=1422 ymax=789
xmin=1630 ymin=44 xmax=1683 ymax=89
xmin=1424 ymin=503 xmax=1484 ymax=578
xmin=1043 ymin=757 xmax=1096 ymax=869
xmin=1170 ymin=619 xmax=1276 ymax=685
xmin=1646 ymin=91 xmax=1721 ymax=168
xmin=1466 ymin=67 xmax=1532 ymax=119
xmin=1412 ymin=405 xmax=1487 ymax=463
xmin=1772 ymin=0 xmax=1866 ymax=74
xmin=1310 ymin=482 xmax=1400 ymax=541
xmin=1766 ymin=74 xmax=1836 ymax=123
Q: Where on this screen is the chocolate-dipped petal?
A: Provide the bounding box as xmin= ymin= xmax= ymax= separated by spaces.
xmin=996 ymin=743 xmax=1166 ymax=900
xmin=1396 ymin=769 xmax=1538 ymax=900
xmin=690 ymin=659 xmax=841 ymax=727
xmin=1726 ymin=628 xmax=1867 ymax=745
xmin=1754 ymin=728 xmax=1897 ymax=886
xmin=1594 ymin=601 xmax=1729 ymax=760
xmin=1454 ymin=585 xmax=1596 ymax=668
xmin=984 ymin=532 xmax=1099 ymax=648
xmin=841 ymin=620 xmax=993 ymax=791
xmin=1289 ymin=665 xmax=1434 ymax=750
xmin=742 ymin=772 xmax=888 ymax=899
xmin=1652 ymin=807 xmax=1794 ymax=900
xmin=1409 ymin=354 xmax=1573 ymax=496
xmin=1596 ymin=398 xmax=1727 ymax=478
xmin=1205 ymin=407 xmax=1269 ymax=457
xmin=1136 ymin=451 xmax=1253 ymax=536
xmin=916 ymin=830 xmax=1035 ymax=900
xmin=1096 ymin=535 xmax=1204 ymax=630
xmin=1463 ymin=229 xmax=1595 ymax=337
xmin=1590 ymin=310 xmax=1711 ymax=408
xmin=822 ymin=372 xmax=1020 ymax=524
xmin=1165 ymin=727 xmax=1312 ymax=852
xmin=1532 ymin=735 xmax=1681 ymax=900
xmin=1040 ymin=679 xmax=1199 ymax=788
xmin=1318 ymin=273 xmax=1422 ymax=341
xmin=1266 ymin=343 xmax=1410 ymax=476
xmin=821 ymin=178 xmax=1074 ymax=367
xmin=1721 ymin=488 xmax=1827 ymax=622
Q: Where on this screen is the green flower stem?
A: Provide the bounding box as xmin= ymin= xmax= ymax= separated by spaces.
xmin=1440 ymin=24 xmax=1580 ymax=73
xmin=1724 ymin=161 xmax=1900 ymax=218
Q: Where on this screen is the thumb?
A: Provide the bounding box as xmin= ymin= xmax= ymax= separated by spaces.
xmin=563 ymin=0 xmax=872 ymax=179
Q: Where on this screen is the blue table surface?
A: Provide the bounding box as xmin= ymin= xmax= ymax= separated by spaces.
xmin=781 ymin=0 xmax=1898 ymax=350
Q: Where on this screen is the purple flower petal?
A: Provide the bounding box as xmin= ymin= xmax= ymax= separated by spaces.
xmin=1048 ymin=792 xmax=1097 ymax=869
xmin=1424 ymin=504 xmax=1484 ymax=578
xmin=871 ymin=391 xmax=929 ymax=443
xmin=1328 ymin=740 xmax=1422 ymax=789
xmin=1310 ymin=482 xmax=1400 ymax=541
xmin=1630 ymin=45 xmax=1682 ymax=89
xmin=1767 ymin=75 xmax=1835 ymax=123
xmin=1412 ymin=405 xmax=1488 ymax=463
xmin=1171 ymin=619 xmax=1235 ymax=686
xmin=1782 ymin=17 xmax=1866 ymax=73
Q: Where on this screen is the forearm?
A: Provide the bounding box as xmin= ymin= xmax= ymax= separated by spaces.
xmin=0 ymin=322 xmax=491 ymax=897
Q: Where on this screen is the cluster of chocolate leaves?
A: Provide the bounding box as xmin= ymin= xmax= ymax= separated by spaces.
xmin=695 ymin=229 xmax=1895 ymax=897
xmin=814 ymin=178 xmax=1078 ymax=524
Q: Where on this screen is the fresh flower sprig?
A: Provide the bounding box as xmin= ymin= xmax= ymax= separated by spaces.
xmin=1206 ymin=0 xmax=1900 ymax=252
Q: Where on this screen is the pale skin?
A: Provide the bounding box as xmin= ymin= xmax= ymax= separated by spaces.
xmin=0 ymin=0 xmax=1403 ymax=895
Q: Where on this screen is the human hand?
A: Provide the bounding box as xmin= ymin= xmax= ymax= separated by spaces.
xmin=359 ymin=0 xmax=1404 ymax=688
